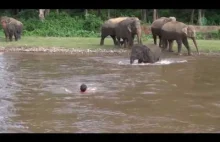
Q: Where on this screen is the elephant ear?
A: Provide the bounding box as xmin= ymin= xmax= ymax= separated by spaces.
xmin=182 ymin=27 xmax=188 ymax=36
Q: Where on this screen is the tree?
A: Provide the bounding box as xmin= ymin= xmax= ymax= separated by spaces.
xmin=97 ymin=9 xmax=101 ymax=16
xmin=198 ymin=9 xmax=202 ymax=25
xmin=108 ymin=9 xmax=111 ymax=19
xmin=39 ymin=9 xmax=50 ymax=21
xmin=142 ymin=9 xmax=147 ymax=22
xmin=85 ymin=9 xmax=88 ymax=18
xmin=190 ymin=9 xmax=194 ymax=24
xmin=56 ymin=9 xmax=59 ymax=14
xmin=153 ymin=9 xmax=157 ymax=21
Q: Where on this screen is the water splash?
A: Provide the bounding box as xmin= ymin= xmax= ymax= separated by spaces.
xmin=118 ymin=59 xmax=187 ymax=66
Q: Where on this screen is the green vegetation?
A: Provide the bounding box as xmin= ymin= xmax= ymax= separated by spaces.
xmin=0 ymin=9 xmax=220 ymax=39
xmin=0 ymin=36 xmax=220 ymax=53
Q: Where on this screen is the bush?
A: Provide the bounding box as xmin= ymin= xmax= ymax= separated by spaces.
xmin=16 ymin=11 xmax=104 ymax=37
xmin=196 ymin=31 xmax=220 ymax=40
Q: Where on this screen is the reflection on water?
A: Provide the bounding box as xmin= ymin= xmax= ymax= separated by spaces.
xmin=0 ymin=52 xmax=220 ymax=133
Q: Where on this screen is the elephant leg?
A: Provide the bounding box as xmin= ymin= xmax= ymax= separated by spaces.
xmin=120 ymin=40 xmax=124 ymax=46
xmin=17 ymin=32 xmax=21 ymax=39
xmin=9 ymin=33 xmax=13 ymax=42
xmin=116 ymin=37 xmax=121 ymax=47
xmin=110 ymin=35 xmax=117 ymax=46
xmin=168 ymin=40 xmax=174 ymax=52
xmin=159 ymin=36 xmax=162 ymax=47
xmin=161 ymin=38 xmax=168 ymax=51
xmin=123 ymin=38 xmax=128 ymax=48
xmin=14 ymin=32 xmax=18 ymax=41
xmin=138 ymin=59 xmax=143 ymax=63
xmin=100 ymin=35 xmax=107 ymax=46
xmin=153 ymin=34 xmax=157 ymax=45
xmin=182 ymin=37 xmax=192 ymax=56
xmin=176 ymin=40 xmax=183 ymax=55
xmin=4 ymin=31 xmax=9 ymax=42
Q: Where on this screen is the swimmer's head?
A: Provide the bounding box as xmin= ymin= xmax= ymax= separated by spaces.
xmin=80 ymin=84 xmax=87 ymax=92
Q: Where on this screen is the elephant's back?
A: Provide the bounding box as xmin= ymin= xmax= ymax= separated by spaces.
xmin=162 ymin=21 xmax=186 ymax=32
xmin=151 ymin=19 xmax=166 ymax=29
xmin=107 ymin=17 xmax=129 ymax=24
xmin=102 ymin=21 xmax=117 ymax=28
xmin=118 ymin=18 xmax=132 ymax=26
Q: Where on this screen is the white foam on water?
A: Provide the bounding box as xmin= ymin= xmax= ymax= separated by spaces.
xmin=62 ymin=87 xmax=72 ymax=93
xmin=87 ymin=87 xmax=97 ymax=93
xmin=118 ymin=59 xmax=187 ymax=66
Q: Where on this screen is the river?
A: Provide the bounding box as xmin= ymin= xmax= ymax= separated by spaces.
xmin=0 ymin=52 xmax=220 ymax=133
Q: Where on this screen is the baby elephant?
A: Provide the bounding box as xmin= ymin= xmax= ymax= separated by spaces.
xmin=130 ymin=44 xmax=162 ymax=64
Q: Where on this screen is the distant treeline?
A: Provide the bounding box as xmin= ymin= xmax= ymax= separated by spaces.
xmin=0 ymin=9 xmax=220 ymax=38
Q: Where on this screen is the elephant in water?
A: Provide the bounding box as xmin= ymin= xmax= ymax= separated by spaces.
xmin=151 ymin=16 xmax=176 ymax=48
xmin=100 ymin=17 xmax=129 ymax=46
xmin=161 ymin=21 xmax=199 ymax=56
xmin=116 ymin=17 xmax=142 ymax=48
xmin=130 ymin=44 xmax=161 ymax=64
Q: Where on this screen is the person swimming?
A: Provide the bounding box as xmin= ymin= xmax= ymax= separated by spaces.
xmin=80 ymin=84 xmax=87 ymax=93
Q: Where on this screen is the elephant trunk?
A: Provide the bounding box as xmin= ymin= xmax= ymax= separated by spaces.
xmin=130 ymin=56 xmax=135 ymax=64
xmin=192 ymin=37 xmax=199 ymax=54
xmin=137 ymin=28 xmax=142 ymax=44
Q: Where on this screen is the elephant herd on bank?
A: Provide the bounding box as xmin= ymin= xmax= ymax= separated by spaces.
xmin=99 ymin=16 xmax=200 ymax=64
xmin=0 ymin=15 xmax=200 ymax=65
xmin=0 ymin=16 xmax=23 ymax=41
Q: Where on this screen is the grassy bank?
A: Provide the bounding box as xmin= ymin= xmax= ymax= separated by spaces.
xmin=0 ymin=36 xmax=220 ymax=53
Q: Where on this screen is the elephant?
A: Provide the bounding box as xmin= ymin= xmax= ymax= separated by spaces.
xmin=115 ymin=17 xmax=142 ymax=48
xmin=161 ymin=21 xmax=199 ymax=56
xmin=100 ymin=17 xmax=129 ymax=46
xmin=0 ymin=18 xmax=19 ymax=42
xmin=130 ymin=44 xmax=161 ymax=64
xmin=151 ymin=16 xmax=176 ymax=48
xmin=1 ymin=16 xmax=23 ymax=40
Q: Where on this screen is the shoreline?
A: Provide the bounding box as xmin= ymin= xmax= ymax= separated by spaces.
xmin=0 ymin=36 xmax=220 ymax=56
xmin=0 ymin=46 xmax=130 ymax=56
xmin=0 ymin=46 xmax=220 ymax=57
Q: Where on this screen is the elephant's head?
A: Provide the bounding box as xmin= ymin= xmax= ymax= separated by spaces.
xmin=127 ymin=18 xmax=142 ymax=44
xmin=127 ymin=18 xmax=141 ymax=33
xmin=0 ymin=19 xmax=7 ymax=28
xmin=130 ymin=45 xmax=144 ymax=64
xmin=182 ymin=25 xmax=199 ymax=54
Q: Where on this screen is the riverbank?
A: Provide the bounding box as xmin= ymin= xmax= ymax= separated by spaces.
xmin=0 ymin=36 xmax=220 ymax=55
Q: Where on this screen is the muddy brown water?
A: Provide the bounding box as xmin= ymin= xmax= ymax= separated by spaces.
xmin=0 ymin=51 xmax=220 ymax=133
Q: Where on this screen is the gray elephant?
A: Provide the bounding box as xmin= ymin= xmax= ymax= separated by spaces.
xmin=100 ymin=17 xmax=129 ymax=46
xmin=151 ymin=16 xmax=176 ymax=48
xmin=116 ymin=17 xmax=142 ymax=48
xmin=130 ymin=44 xmax=161 ymax=64
xmin=1 ymin=16 xmax=23 ymax=40
xmin=0 ymin=18 xmax=18 ymax=42
xmin=161 ymin=21 xmax=199 ymax=56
